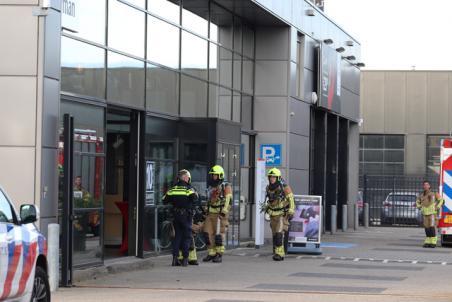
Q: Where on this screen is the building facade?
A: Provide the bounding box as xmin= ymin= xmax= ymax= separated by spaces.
xmin=360 ymin=70 xmax=452 ymax=177
xmin=1 ymin=0 xmax=361 ymax=276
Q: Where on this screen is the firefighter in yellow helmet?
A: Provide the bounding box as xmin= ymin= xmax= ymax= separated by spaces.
xmin=416 ymin=180 xmax=444 ymax=248
xmin=202 ymin=165 xmax=232 ymax=263
xmin=264 ymin=168 xmax=295 ymax=261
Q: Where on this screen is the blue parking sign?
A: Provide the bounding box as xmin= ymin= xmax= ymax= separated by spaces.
xmin=260 ymin=144 xmax=282 ymax=166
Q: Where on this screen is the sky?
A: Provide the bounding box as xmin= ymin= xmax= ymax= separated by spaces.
xmin=324 ymin=0 xmax=452 ymax=70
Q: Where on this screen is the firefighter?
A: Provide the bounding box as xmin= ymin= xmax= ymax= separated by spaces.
xmin=264 ymin=168 xmax=295 ymax=261
xmin=416 ymin=180 xmax=444 ymax=248
xmin=202 ymin=165 xmax=232 ymax=263
xmin=162 ymin=169 xmax=198 ymax=266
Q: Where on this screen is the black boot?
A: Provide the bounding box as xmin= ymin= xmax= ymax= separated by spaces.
xmin=181 ymin=258 xmax=188 ymax=267
xmin=188 ymin=260 xmax=199 ymax=265
xmin=212 ymin=254 xmax=222 ymax=263
xmin=172 ymin=256 xmax=181 ymax=266
xmin=273 ymin=254 xmax=284 ymax=261
xmin=203 ymin=255 xmax=215 ymax=262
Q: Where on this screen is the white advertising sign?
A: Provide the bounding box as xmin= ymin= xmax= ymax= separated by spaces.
xmin=254 ymin=159 xmax=266 ymax=246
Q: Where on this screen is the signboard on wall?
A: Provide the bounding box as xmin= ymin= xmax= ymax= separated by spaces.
xmin=318 ymin=44 xmax=341 ymax=114
xmin=260 ymin=144 xmax=282 ymax=166
xmin=288 ymin=195 xmax=322 ymax=244
xmin=145 ymin=161 xmax=155 ymax=205
xmin=61 ymin=0 xmax=79 ymax=33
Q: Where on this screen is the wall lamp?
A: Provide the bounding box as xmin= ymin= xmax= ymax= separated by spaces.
xmin=306 ymin=9 xmax=316 ymax=16
xmin=323 ymin=39 xmax=334 ymax=45
xmin=336 ymin=47 xmax=345 ymax=53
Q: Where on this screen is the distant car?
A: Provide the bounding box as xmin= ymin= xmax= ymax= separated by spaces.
xmin=381 ymin=192 xmax=422 ymax=225
xmin=0 ymin=187 xmax=50 ymax=302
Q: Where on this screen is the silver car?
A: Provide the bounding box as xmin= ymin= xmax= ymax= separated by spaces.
xmin=381 ymin=192 xmax=422 ymax=225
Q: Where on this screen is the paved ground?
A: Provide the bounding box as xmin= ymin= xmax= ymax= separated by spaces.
xmin=54 ymin=227 xmax=452 ymax=302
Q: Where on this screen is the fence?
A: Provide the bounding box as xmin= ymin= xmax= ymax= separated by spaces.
xmin=360 ymin=175 xmax=438 ymax=226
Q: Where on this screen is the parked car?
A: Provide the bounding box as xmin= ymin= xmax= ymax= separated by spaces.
xmin=381 ymin=192 xmax=422 ymax=225
xmin=0 ymin=187 xmax=50 ymax=302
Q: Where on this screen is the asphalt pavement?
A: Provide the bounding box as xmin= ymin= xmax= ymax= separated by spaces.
xmin=54 ymin=227 xmax=452 ymax=302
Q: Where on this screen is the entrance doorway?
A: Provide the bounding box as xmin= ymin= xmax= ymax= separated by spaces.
xmin=104 ymin=108 xmax=141 ymax=258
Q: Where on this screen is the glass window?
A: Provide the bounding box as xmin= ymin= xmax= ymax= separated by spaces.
xmin=210 ymin=3 xmax=233 ymax=49
xmin=124 ymin=0 xmax=145 ymax=8
xmin=241 ymin=95 xmax=252 ymax=130
xmin=242 ymin=58 xmax=254 ymax=95
xmin=182 ymin=31 xmax=208 ymax=80
xmin=232 ymin=93 xmax=241 ymax=123
xmin=62 ymin=0 xmax=106 ymax=45
xmin=242 ymin=25 xmax=255 ymax=59
xmin=61 ymin=37 xmax=105 ymax=99
xmin=147 ymin=0 xmax=180 ymax=24
xmin=209 ymin=85 xmax=231 ymax=119
xmin=209 ymin=44 xmax=232 ymax=87
xmin=360 ymin=135 xmax=405 ymax=175
xmin=0 ymin=190 xmax=13 ymax=223
xmin=107 ymin=52 xmax=145 ymax=108
xmin=233 ymin=18 xmax=242 ymax=53
xmin=147 ymin=16 xmax=180 ymax=69
xmin=59 ymin=101 xmax=104 ymax=266
xmin=184 ymin=143 xmax=207 ymax=162
xmin=233 ymin=53 xmax=242 ymax=90
xmin=180 ymin=75 xmax=207 ymax=117
xmin=108 ymin=0 xmax=145 ymax=58
xmin=427 ymin=135 xmax=449 ymax=176
xmin=182 ymin=0 xmax=208 ymax=37
xmin=146 ymin=64 xmax=179 ymax=114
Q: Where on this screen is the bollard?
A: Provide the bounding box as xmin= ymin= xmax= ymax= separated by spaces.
xmin=364 ymin=203 xmax=370 ymax=228
xmin=354 ymin=203 xmax=359 ymax=230
xmin=342 ymin=204 xmax=348 ymax=232
xmin=330 ymin=205 xmax=337 ymax=234
xmin=48 ymin=223 xmax=60 ymax=292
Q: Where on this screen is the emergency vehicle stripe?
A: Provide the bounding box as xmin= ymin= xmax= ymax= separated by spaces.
xmin=0 ymin=224 xmax=7 ymax=298
xmin=1 ymin=243 xmax=21 ymax=300
xmin=9 ymin=226 xmax=23 ymax=298
xmin=443 ymin=170 xmax=452 ymax=212
xmin=14 ymin=241 xmax=37 ymax=297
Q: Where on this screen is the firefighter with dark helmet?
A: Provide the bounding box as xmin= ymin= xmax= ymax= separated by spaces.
xmin=162 ymin=169 xmax=198 ymax=267
xmin=202 ymin=165 xmax=232 ymax=263
xmin=264 ymin=168 xmax=295 ymax=261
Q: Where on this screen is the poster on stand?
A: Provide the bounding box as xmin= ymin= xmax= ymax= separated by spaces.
xmin=288 ymin=195 xmax=322 ymax=244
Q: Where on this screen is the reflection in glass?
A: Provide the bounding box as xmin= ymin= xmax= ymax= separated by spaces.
xmin=61 ymin=37 xmax=105 ymax=99
xmin=180 ymin=75 xmax=207 ymax=117
xmin=59 ymin=101 xmax=105 ymax=266
xmin=108 ymin=0 xmax=145 ymax=58
xmin=209 ymin=85 xmax=231 ymax=119
xmin=124 ymin=0 xmax=145 ymax=8
xmin=210 ymin=3 xmax=233 ymax=49
xmin=146 ymin=64 xmax=179 ymax=114
xmin=233 ymin=18 xmax=242 ymax=53
xmin=107 ymin=52 xmax=145 ymax=108
xmin=147 ymin=0 xmax=180 ymax=24
xmin=181 ymin=31 xmax=208 ymax=79
xmin=209 ymin=44 xmax=232 ymax=88
xmin=182 ymin=1 xmax=208 ymax=37
xmin=147 ymin=16 xmax=180 ymax=69
xmin=62 ymin=0 xmax=106 ymax=45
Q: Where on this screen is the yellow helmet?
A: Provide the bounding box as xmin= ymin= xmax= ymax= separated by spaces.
xmin=209 ymin=165 xmax=225 ymax=179
xmin=267 ymin=168 xmax=282 ymax=181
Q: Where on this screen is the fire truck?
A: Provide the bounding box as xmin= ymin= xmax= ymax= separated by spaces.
xmin=438 ymin=139 xmax=452 ymax=246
